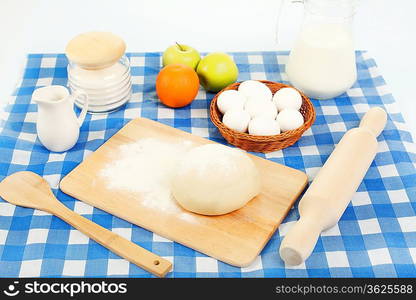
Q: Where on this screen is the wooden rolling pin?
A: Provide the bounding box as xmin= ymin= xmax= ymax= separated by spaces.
xmin=279 ymin=107 xmax=387 ymax=265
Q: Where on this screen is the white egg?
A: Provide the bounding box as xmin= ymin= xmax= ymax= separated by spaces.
xmin=222 ymin=109 xmax=251 ymax=133
xmin=276 ymin=109 xmax=304 ymax=132
xmin=273 ymin=88 xmax=302 ymax=112
xmin=244 ymin=98 xmax=277 ymax=119
xmin=216 ymin=90 xmax=246 ymax=114
xmin=238 ymin=80 xmax=272 ymax=102
xmin=248 ymin=117 xmax=281 ymax=136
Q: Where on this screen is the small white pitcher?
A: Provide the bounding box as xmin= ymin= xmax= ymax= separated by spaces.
xmin=32 ymin=85 xmax=89 ymax=152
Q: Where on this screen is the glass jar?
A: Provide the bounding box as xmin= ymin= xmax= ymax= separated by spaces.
xmin=67 ymin=55 xmax=132 ymax=113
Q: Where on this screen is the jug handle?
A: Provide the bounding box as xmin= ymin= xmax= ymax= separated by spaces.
xmin=275 ymin=0 xmax=304 ymax=44
xmin=72 ymin=90 xmax=89 ymax=127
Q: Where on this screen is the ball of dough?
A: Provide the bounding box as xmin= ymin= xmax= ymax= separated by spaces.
xmin=217 ymin=90 xmax=246 ymax=114
xmin=276 ymin=109 xmax=304 ymax=132
xmin=244 ymin=98 xmax=277 ymax=119
xmin=238 ymin=80 xmax=272 ymax=101
xmin=222 ymin=109 xmax=251 ymax=133
xmin=171 ymin=144 xmax=261 ymax=215
xmin=248 ymin=117 xmax=281 ymax=136
xmin=273 ymin=88 xmax=302 ymax=112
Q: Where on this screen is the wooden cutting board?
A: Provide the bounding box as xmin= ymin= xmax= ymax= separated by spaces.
xmin=60 ymin=118 xmax=308 ymax=267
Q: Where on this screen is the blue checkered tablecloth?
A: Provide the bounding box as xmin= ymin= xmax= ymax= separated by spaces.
xmin=0 ymin=51 xmax=415 ymax=278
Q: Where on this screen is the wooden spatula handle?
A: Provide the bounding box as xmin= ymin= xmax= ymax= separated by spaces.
xmin=52 ymin=202 xmax=172 ymax=277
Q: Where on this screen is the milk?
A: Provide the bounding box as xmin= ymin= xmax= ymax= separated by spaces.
xmin=69 ymin=62 xmax=128 ymax=88
xmin=286 ymin=23 xmax=357 ymax=100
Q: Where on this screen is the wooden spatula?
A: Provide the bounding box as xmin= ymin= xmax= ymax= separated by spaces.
xmin=0 ymin=171 xmax=172 ymax=277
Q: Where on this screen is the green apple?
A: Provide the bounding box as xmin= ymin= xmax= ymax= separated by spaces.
xmin=196 ymin=52 xmax=238 ymax=92
xmin=162 ymin=43 xmax=201 ymax=70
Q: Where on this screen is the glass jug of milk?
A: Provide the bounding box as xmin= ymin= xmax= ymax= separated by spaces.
xmin=279 ymin=0 xmax=358 ymax=99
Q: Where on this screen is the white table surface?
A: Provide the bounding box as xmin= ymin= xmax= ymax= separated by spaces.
xmin=1 ymin=0 xmax=415 ymax=140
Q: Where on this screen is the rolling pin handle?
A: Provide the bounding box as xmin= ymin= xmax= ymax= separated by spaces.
xmin=279 ymin=217 xmax=321 ymax=266
xmin=359 ymin=107 xmax=387 ymax=138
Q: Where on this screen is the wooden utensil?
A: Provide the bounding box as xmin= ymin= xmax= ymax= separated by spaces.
xmin=0 ymin=171 xmax=172 ymax=277
xmin=279 ymin=107 xmax=387 ymax=265
xmin=60 ymin=117 xmax=308 ymax=267
xmin=65 ymin=31 xmax=126 ymax=70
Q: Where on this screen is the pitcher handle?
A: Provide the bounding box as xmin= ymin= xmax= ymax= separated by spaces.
xmin=72 ymin=89 xmax=89 ymax=127
xmin=275 ymin=0 xmax=304 ymax=44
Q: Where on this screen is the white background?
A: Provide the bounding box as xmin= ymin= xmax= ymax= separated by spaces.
xmin=0 ymin=0 xmax=415 ymax=139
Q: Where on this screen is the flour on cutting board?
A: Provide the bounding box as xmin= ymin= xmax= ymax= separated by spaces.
xmin=100 ymin=138 xmax=196 ymax=218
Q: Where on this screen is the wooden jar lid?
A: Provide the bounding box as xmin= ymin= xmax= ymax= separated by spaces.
xmin=65 ymin=31 xmax=126 ymax=70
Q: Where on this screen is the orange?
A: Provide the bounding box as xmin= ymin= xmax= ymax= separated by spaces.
xmin=156 ymin=64 xmax=200 ymax=108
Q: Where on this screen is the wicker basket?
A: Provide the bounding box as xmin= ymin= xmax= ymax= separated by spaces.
xmin=210 ymin=80 xmax=316 ymax=153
